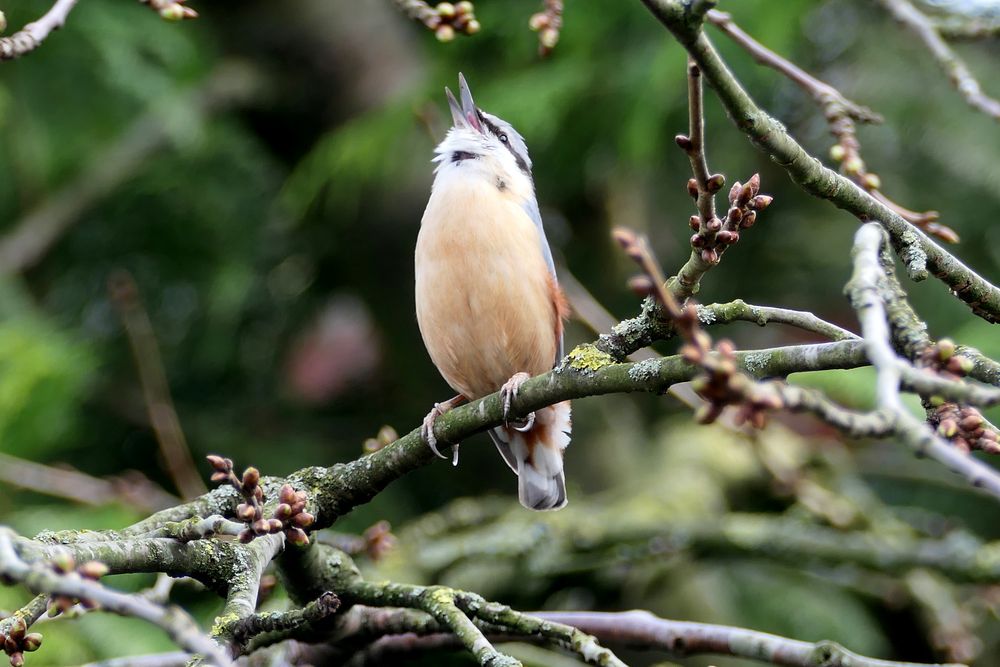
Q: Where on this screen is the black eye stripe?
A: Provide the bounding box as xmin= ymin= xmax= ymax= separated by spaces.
xmin=479 ymin=113 xmax=531 ymax=176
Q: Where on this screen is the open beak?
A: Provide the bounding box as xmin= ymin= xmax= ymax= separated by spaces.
xmin=446 ymin=72 xmax=483 ymax=133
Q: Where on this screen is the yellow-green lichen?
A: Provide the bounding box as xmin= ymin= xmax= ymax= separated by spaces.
xmin=562 ymin=344 xmax=615 ymax=375
xmin=210 ymin=611 xmax=241 ymax=638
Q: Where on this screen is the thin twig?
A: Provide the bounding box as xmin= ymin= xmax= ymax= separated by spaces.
xmin=875 ymin=0 xmax=1000 ymax=121
xmin=0 ymin=529 xmax=232 ymax=666
xmin=705 ymin=8 xmax=953 ymax=242
xmin=533 ymin=610 xmax=965 ymax=667
xmin=0 ymin=0 xmax=78 ymax=61
xmin=0 ymin=452 xmax=178 ymax=512
xmin=109 ymin=271 xmax=206 ymax=500
xmin=638 ymin=2 xmax=1000 ymax=322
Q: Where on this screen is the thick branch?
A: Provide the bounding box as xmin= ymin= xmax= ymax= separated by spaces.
xmin=638 ymin=0 xmax=1000 ymax=323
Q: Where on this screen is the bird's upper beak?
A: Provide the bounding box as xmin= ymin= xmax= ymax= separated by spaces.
xmin=446 ymin=73 xmax=483 ymax=133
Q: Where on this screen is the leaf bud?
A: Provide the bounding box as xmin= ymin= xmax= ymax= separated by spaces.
xmin=78 ymin=561 xmax=109 ymax=580
xmin=435 ymin=24 xmax=455 ymax=42
xmin=529 ymin=12 xmax=549 ymax=31
xmin=241 ymin=467 xmax=260 ymax=488
xmin=706 ymin=174 xmax=725 ymax=193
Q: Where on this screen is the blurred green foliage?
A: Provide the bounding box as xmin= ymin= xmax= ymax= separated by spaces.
xmin=2 ymin=0 xmax=1000 ymax=664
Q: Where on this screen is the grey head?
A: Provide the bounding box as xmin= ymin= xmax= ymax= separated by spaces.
xmin=445 ymin=73 xmax=533 ymax=177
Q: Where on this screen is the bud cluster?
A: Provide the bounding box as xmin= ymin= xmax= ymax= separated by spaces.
xmin=919 ymin=340 xmax=1000 ymax=454
xmin=683 ymin=170 xmax=771 ymax=266
xmin=675 ymin=309 xmax=782 ymax=427
xmin=414 ymin=2 xmax=480 ymax=42
xmin=207 ymin=456 xmax=315 ymax=545
xmin=529 ymin=0 xmax=563 ymax=56
xmin=613 ymin=227 xmax=782 ymax=429
xmin=141 ymin=0 xmax=198 ymax=21
xmin=43 ymin=554 xmax=108 ymax=618
xmin=0 ymin=619 xmax=42 ymax=667
xmin=827 ymin=116 xmax=958 ymax=244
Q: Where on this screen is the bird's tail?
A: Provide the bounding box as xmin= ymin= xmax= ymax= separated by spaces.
xmin=489 ymin=401 xmax=571 ymax=511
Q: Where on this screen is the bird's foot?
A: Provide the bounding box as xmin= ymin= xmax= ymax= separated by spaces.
xmin=421 ymin=395 xmax=465 ymax=466
xmin=500 ymin=372 xmax=535 ymax=431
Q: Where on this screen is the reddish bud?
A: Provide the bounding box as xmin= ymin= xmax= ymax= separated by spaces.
xmin=687 ymin=178 xmax=699 ymax=198
xmin=689 ymin=215 xmax=701 ymax=231
xmin=206 ymin=455 xmax=229 ymax=471
xmin=961 ymin=413 xmax=984 ymax=431
xmin=274 ymin=503 xmax=292 ymax=520
xmin=749 ymin=195 xmax=772 ymax=211
xmin=728 ymin=181 xmax=742 ymax=204
xmin=706 ymin=174 xmax=725 ymax=193
xmin=292 ymin=512 xmax=315 ymax=528
xmin=706 ymin=217 xmax=722 ymax=232
xmin=701 ymin=248 xmax=719 ymax=264
xmin=741 ymin=210 xmax=757 ymax=228
xmin=674 ymin=134 xmax=693 ymax=151
xmin=22 ymin=634 xmax=42 ymax=652
xmin=241 ymin=467 xmax=260 ymax=488
xmin=287 ymin=527 xmax=310 ymax=547
xmin=268 ymin=519 xmax=284 ymax=533
xmin=611 ymin=227 xmax=638 ymax=250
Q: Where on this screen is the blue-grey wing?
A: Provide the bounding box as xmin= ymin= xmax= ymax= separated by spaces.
xmin=522 ymin=198 xmax=564 ymax=363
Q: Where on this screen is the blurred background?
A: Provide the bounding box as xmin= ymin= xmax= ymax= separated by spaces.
xmin=1 ymin=0 xmax=1000 ymax=664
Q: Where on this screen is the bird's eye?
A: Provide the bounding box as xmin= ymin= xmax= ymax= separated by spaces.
xmin=499 ymin=133 xmax=509 ymax=144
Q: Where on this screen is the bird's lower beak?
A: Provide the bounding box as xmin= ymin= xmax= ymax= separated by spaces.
xmin=446 ymin=72 xmax=483 ymax=133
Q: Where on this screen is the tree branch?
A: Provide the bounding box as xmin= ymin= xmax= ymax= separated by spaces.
xmin=637 ymin=0 xmax=1000 ymax=323
xmin=0 ymin=529 xmax=232 ymax=666
xmin=846 ymin=223 xmax=1000 ymax=499
xmin=875 ymin=0 xmax=1000 ymax=121
xmin=0 ymin=0 xmax=78 ymax=61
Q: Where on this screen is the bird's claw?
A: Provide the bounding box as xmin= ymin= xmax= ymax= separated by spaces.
xmin=422 ymin=397 xmax=464 ymax=465
xmin=422 ymin=403 xmax=450 ymax=460
xmin=500 ymin=372 xmax=535 ymax=430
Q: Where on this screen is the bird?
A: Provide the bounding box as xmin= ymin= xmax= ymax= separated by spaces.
xmin=414 ymin=73 xmax=571 ymax=511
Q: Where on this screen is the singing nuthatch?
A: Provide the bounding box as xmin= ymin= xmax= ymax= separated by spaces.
xmin=415 ymin=73 xmax=571 ymax=511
